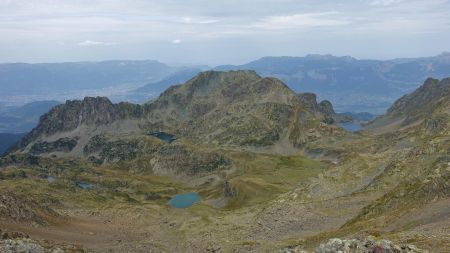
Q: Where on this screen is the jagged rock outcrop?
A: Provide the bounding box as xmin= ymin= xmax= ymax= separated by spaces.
xmin=15 ymin=97 xmax=143 ymax=150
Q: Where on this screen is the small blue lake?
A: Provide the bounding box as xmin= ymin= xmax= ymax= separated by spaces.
xmin=168 ymin=192 xmax=201 ymax=208
xmin=47 ymin=176 xmax=56 ymax=183
xmin=338 ymin=122 xmax=362 ymax=132
xmin=149 ymin=132 xmax=176 ymax=143
xmin=77 ymin=181 xmax=95 ymax=189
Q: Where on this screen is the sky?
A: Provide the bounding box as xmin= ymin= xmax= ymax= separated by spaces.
xmin=0 ymin=0 xmax=450 ymax=65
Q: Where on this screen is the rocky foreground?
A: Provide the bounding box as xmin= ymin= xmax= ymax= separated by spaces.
xmin=0 ymin=229 xmax=83 ymax=253
xmin=1 ymin=234 xmax=427 ymax=253
xmin=0 ymin=239 xmax=63 ymax=253
xmin=281 ymin=237 xmax=426 ymax=253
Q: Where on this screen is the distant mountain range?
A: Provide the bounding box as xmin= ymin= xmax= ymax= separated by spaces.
xmin=0 ymin=101 xmax=61 ymax=156
xmin=0 ymin=60 xmax=172 ymax=96
xmin=215 ymin=52 xmax=450 ymax=113
xmin=1 ymin=53 xmax=450 ymax=114
xmin=134 ymin=68 xmax=202 ymax=94
xmin=0 ymin=60 xmax=203 ymax=106
xmin=0 ymin=100 xmax=60 ymax=133
xmin=0 ymin=133 xmax=25 ymax=156
xmin=337 ymin=112 xmax=377 ymax=122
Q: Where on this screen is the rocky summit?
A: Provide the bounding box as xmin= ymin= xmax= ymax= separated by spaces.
xmin=0 ymin=72 xmax=448 ymax=252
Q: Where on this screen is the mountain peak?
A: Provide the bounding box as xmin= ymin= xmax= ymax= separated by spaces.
xmin=14 ymin=70 xmax=339 ymax=155
xmin=15 ymin=96 xmax=142 ymax=150
xmin=186 ymin=70 xmax=259 ymax=90
xmin=157 ymin=70 xmax=289 ymax=106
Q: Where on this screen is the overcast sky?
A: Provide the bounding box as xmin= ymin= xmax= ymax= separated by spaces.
xmin=1 ymin=0 xmax=449 ymax=65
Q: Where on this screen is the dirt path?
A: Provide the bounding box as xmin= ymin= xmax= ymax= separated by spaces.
xmin=0 ymin=209 xmax=166 ymax=252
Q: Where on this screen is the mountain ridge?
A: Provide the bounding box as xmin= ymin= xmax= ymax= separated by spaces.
xmin=13 ymin=70 xmax=340 ymax=157
xmin=2 ymin=53 xmax=450 ymax=114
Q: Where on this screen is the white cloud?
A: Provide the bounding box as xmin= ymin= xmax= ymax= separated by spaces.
xmin=172 ymin=39 xmax=182 ymax=44
xmin=181 ymin=17 xmax=219 ymax=24
xmin=250 ymin=12 xmax=349 ymax=30
xmin=78 ymin=40 xmax=117 ymax=46
xmin=370 ymin=0 xmax=403 ymax=6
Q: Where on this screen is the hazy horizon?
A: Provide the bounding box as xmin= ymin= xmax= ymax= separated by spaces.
xmin=0 ymin=51 xmax=449 ymax=67
xmin=1 ymin=0 xmax=449 ymax=65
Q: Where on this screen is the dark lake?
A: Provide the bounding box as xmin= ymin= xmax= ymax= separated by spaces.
xmin=149 ymin=132 xmax=176 ymax=143
xmin=169 ymin=192 xmax=201 ymax=208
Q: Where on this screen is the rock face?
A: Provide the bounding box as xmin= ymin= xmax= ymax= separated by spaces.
xmin=14 ymin=70 xmax=338 ymax=156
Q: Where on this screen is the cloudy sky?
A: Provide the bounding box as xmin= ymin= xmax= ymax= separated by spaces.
xmin=1 ymin=0 xmax=449 ymax=65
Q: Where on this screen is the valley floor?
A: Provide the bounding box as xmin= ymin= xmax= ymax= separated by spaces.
xmin=1 ymin=114 xmax=450 ymax=252
xmin=1 ymin=195 xmax=448 ymax=252
xmin=1 ymin=142 xmax=449 ymax=253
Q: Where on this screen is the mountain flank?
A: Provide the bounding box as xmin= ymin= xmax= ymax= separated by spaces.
xmin=365 ymin=77 xmax=450 ymax=133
